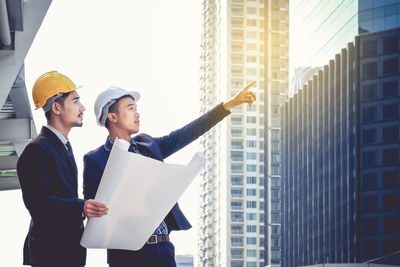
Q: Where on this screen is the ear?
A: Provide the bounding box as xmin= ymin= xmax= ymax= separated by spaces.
xmin=51 ymin=102 xmax=62 ymax=115
xmin=107 ymin=112 xmax=118 ymax=124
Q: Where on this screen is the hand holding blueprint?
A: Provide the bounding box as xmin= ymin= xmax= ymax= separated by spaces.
xmin=80 ymin=138 xmax=205 ymax=250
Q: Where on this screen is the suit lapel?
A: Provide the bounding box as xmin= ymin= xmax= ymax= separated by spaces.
xmin=41 ymin=127 xmax=78 ymax=188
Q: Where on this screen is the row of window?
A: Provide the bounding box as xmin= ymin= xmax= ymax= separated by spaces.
xmin=231 ymin=176 xmax=266 ymax=186
xmin=362 ymin=193 xmax=400 ymax=212
xmin=362 ymin=170 xmax=399 ymax=189
xmin=362 ymin=125 xmax=399 ymax=144
xmin=362 ymin=80 xmax=398 ymax=100
xmin=231 ymin=152 xmax=280 ymax=162
xmin=362 ymin=215 xmax=400 ymax=234
xmin=231 ymin=140 xmax=265 ymax=150
xmin=231 ymin=225 xmax=266 ymax=235
xmin=362 ymin=148 xmax=399 ymax=167
xmin=231 ymin=164 xmax=280 ymax=175
xmin=231 ymin=212 xmax=266 ymax=223
xmin=362 ymin=57 xmax=399 ymax=79
xmin=231 ymin=129 xmax=280 ymax=139
xmin=362 ymin=103 xmax=399 ymax=122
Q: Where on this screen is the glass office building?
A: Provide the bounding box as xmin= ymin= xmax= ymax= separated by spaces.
xmin=198 ymin=0 xmax=289 ymax=266
xmin=290 ymin=0 xmax=400 ymax=95
xmin=282 ymin=27 xmax=400 ymax=266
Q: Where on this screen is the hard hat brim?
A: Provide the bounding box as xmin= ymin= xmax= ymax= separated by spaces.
xmin=34 ymin=85 xmax=83 ymax=110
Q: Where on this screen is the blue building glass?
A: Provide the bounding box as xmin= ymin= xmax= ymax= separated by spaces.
xmin=282 ymin=28 xmax=400 ymax=266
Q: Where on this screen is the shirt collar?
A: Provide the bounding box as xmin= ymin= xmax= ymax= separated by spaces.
xmin=104 ymin=136 xmax=137 ymax=152
xmin=45 ymin=125 xmax=68 ymax=145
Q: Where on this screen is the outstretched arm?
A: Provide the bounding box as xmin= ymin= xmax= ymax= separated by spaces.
xmin=223 ymin=81 xmax=256 ymax=111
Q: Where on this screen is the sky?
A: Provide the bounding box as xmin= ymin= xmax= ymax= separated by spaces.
xmin=0 ymin=0 xmax=203 ymax=266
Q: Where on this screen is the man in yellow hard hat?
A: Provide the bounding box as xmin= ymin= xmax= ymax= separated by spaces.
xmin=17 ymin=71 xmax=109 ymax=267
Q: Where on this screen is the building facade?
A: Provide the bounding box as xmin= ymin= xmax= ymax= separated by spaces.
xmin=198 ymin=0 xmax=288 ymax=266
xmin=290 ymin=0 xmax=400 ymax=95
xmin=282 ymin=28 xmax=400 ymax=266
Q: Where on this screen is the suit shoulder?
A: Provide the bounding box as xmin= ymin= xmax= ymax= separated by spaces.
xmin=134 ymin=133 xmax=154 ymax=142
xmin=84 ymin=145 xmax=106 ymax=161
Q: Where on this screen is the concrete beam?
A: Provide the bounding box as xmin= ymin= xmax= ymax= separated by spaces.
xmin=0 ymin=155 xmax=18 ymax=171
xmin=0 ymin=118 xmax=33 ymax=141
xmin=0 ymin=176 xmax=20 ymax=190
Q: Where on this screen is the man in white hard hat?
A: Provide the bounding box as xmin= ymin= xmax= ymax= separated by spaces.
xmin=83 ymin=82 xmax=256 ymax=267
xmin=17 ymin=71 xmax=108 ymax=267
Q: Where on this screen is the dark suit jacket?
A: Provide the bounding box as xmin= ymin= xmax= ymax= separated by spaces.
xmin=83 ymin=103 xmax=230 ymax=259
xmin=17 ymin=126 xmax=86 ymax=267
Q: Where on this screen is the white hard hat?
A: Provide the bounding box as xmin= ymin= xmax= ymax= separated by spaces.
xmin=94 ymin=86 xmax=141 ymax=127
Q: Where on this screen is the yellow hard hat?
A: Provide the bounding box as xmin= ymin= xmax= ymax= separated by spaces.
xmin=32 ymin=71 xmax=81 ymax=109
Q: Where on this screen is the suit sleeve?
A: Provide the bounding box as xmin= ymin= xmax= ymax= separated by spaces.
xmin=17 ymin=143 xmax=85 ymax=222
xmin=154 ymin=102 xmax=231 ymax=159
xmin=83 ymin=154 xmax=103 ymax=200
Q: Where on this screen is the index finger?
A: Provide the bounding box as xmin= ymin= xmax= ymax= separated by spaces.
xmin=242 ymin=81 xmax=256 ymax=92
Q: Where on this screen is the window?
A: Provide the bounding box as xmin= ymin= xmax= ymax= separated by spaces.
xmin=271 ymin=118 xmax=280 ymax=127
xmin=363 ymin=106 xmax=377 ymax=122
xmin=247 ymin=68 xmax=257 ymax=76
xmin=232 ymin=30 xmax=244 ymax=40
xmin=384 ymin=239 xmax=400 ymax=254
xmin=272 ymin=202 xmax=280 ymax=211
xmin=232 ymin=237 xmax=244 ymax=246
xmin=246 ymin=262 xmax=256 ymax=267
xmin=232 ymin=189 xmax=243 ymax=198
xmin=247 ymin=140 xmax=256 ymax=148
xmin=231 ymin=249 xmax=244 ymax=259
xmin=247 ymin=7 xmax=257 ymax=14
xmin=247 ymin=116 xmax=256 ymax=124
xmin=232 ymin=262 xmax=244 ymax=267
xmin=383 ymin=170 xmax=398 ymax=187
xmin=259 ymin=250 xmax=265 ymax=260
xmin=383 ymin=126 xmax=398 ymax=142
xmin=259 ymin=238 xmax=265 ymax=247
xmin=247 ymin=213 xmax=257 ymax=221
xmin=271 ymin=190 xmax=280 ymax=199
xmin=246 ymin=55 xmax=257 ymax=63
xmin=231 ymin=225 xmax=243 ymax=234
xmin=232 ymin=117 xmax=243 ymax=125
xmin=363 ymin=217 xmax=378 ymax=234
xmin=383 ymin=193 xmax=398 ymax=210
xmin=362 ymin=151 xmax=376 ymax=166
xmin=271 ymin=154 xmax=280 ymax=163
xmin=259 ymin=201 xmax=265 ymax=210
xmin=363 ymin=240 xmax=378 ymax=257
xmin=247 ymin=176 xmax=256 ymax=184
xmin=232 ymin=141 xmax=243 ymax=149
xmin=247 ymin=201 xmax=257 ymax=208
xmin=246 ymin=164 xmax=257 ymax=172
xmin=247 ymin=43 xmax=257 ymax=50
xmin=247 ymin=249 xmax=256 ymax=257
xmin=271 ymin=250 xmax=280 ymax=259
xmin=362 ymin=128 xmax=377 ymax=144
xmin=271 ymin=166 xmax=280 ymax=175
xmin=363 ymin=195 xmax=378 ymax=212
xmin=232 ymin=176 xmax=243 ymax=186
xmin=384 ymin=216 xmax=400 ymax=234
xmin=232 ymin=164 xmax=243 ymax=173
xmin=231 ymin=201 xmax=243 ymax=210
xmin=247 ymin=225 xmax=256 ymax=232
xmin=232 ymin=151 xmax=244 ymax=161
xmin=260 ymin=226 xmax=265 ymax=235
xmin=383 ymin=35 xmax=398 ymax=53
xmin=362 ymin=40 xmax=377 ymax=57
xmin=246 ymin=237 xmax=257 ymax=245
xmin=259 ymin=153 xmax=264 ymax=162
xmin=362 ymin=173 xmax=377 ymax=189
xmin=271 ymin=238 xmax=280 ymax=247
xmin=232 ymin=212 xmax=244 ymax=222
xmin=382 ymin=103 xmax=398 ymax=119
xmin=383 ymin=58 xmax=398 ymax=75
xmin=272 ymin=214 xmax=280 ymax=223
xmin=271 ymin=142 xmax=280 ymax=150
xmin=383 ymin=81 xmax=398 ymax=97
xmin=271 ymin=226 xmax=280 ymax=235
xmin=271 ymin=178 xmax=280 ymax=187
xmin=383 ymin=148 xmax=398 ymax=165
xmin=362 ymin=62 xmax=377 ymax=78
xmin=246 ymin=128 xmax=256 ymax=136
xmin=271 ymin=130 xmax=280 ymax=139
xmin=362 ymin=84 xmax=376 ymax=100
xmin=247 ymin=188 xmax=257 ymax=196
xmin=232 ymin=129 xmax=243 ymax=137
xmin=246 ymin=19 xmax=257 ymax=26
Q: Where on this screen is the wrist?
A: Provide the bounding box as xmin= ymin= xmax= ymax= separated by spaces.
xmin=223 ymin=100 xmax=234 ymax=111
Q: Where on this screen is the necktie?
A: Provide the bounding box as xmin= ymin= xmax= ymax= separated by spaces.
xmin=65 ymin=141 xmax=75 ymax=162
xmin=129 ymin=141 xmax=141 ymax=154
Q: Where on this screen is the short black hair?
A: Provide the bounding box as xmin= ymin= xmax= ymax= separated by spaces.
xmin=45 ymin=92 xmax=71 ymax=121
xmin=104 ymin=95 xmax=135 ymax=129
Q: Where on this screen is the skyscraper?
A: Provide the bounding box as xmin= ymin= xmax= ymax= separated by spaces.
xmin=282 ymin=27 xmax=400 ymax=266
xmin=290 ymin=0 xmax=400 ymax=95
xmin=198 ymin=0 xmax=288 ymax=266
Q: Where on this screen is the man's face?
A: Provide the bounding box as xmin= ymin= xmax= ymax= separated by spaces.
xmin=115 ymin=97 xmax=140 ymax=134
xmin=59 ymin=90 xmax=86 ymax=127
